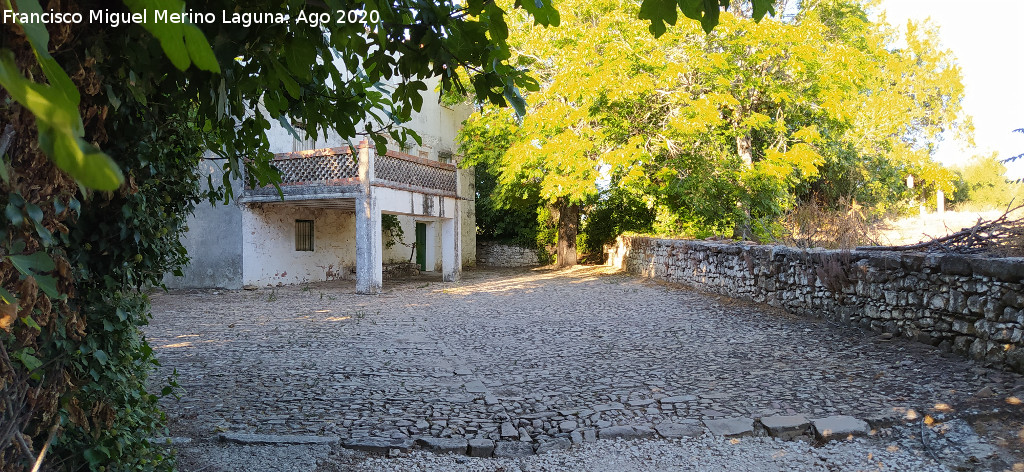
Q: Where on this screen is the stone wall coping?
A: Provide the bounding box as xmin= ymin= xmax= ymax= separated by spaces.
xmin=616 ymin=236 xmax=1024 ymax=283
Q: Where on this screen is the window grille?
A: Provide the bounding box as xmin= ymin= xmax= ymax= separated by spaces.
xmin=291 ymin=121 xmax=316 ymax=152
xmin=295 ymin=220 xmax=314 ymax=251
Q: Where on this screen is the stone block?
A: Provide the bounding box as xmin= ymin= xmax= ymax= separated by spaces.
xmin=467 ymin=439 xmax=495 ymax=457
xmin=416 ymin=437 xmax=468 ymax=455
xmin=940 ymin=255 xmax=972 ymax=276
xmin=220 ymin=433 xmax=339 ymax=445
xmin=759 ymin=415 xmax=810 ymax=440
xmin=464 ymin=380 xmax=488 ymax=393
xmin=811 ymin=416 xmax=869 ymax=441
xmin=500 ymin=421 xmax=517 ymax=438
xmin=598 ymin=425 xmax=655 ymax=440
xmin=655 ymin=421 xmax=703 ymax=438
xmin=343 ymin=437 xmax=414 ymax=454
xmin=493 ymin=441 xmax=534 ymax=457
xmin=535 ymin=438 xmax=572 ymax=454
xmin=704 ymin=418 xmax=754 ymax=437
xmin=972 ymin=258 xmax=1024 ymax=282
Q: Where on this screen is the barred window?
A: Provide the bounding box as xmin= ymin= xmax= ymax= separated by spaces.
xmin=295 ymin=220 xmax=314 ymax=251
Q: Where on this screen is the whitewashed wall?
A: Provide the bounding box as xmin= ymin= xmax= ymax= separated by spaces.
xmin=241 ymin=205 xmax=358 ymax=286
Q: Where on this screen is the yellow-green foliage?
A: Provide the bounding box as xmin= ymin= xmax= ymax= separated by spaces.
xmin=958 ymin=153 xmax=1023 ymax=209
xmin=459 ymin=0 xmax=969 ymax=241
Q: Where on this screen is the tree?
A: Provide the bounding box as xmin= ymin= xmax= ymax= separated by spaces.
xmin=957 ymin=153 xmax=1023 ymax=209
xmin=460 ymin=0 xmax=969 ymax=264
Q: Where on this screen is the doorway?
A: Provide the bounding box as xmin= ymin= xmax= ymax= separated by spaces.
xmin=415 ymin=222 xmax=427 ymax=271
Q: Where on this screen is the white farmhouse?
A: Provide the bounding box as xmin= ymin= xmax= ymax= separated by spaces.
xmin=165 ymin=81 xmax=475 ymax=294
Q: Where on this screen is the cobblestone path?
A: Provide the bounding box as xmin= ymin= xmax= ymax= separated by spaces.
xmin=147 ymin=266 xmax=1022 ymax=448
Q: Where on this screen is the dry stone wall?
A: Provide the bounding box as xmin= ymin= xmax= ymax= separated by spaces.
xmin=608 ymin=236 xmax=1024 ymax=372
xmin=477 ymin=241 xmax=542 ymax=267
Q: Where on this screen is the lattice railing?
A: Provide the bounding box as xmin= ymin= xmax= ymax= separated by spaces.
xmin=245 ymin=148 xmax=359 ymax=189
xmin=375 ymin=153 xmax=457 ymax=194
xmin=243 ymin=146 xmax=457 ymax=196
xmin=276 ymin=151 xmax=358 ymax=185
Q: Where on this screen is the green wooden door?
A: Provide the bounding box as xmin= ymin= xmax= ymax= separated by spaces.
xmin=415 ymin=223 xmax=426 ymax=271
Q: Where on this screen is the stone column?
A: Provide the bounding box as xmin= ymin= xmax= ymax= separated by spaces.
xmin=355 ymin=140 xmax=382 ymax=294
xmin=441 ymin=199 xmax=461 ymax=282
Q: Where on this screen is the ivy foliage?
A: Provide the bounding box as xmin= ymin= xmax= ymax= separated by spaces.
xmin=0 ymin=0 xmax=567 ymax=468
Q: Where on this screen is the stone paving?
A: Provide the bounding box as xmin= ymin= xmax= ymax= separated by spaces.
xmin=146 ymin=266 xmax=1024 ymax=456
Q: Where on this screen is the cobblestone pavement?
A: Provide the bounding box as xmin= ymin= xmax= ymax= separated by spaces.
xmin=147 ymin=266 xmax=1024 ymax=468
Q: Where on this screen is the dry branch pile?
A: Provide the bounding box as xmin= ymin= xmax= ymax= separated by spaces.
xmin=859 ymin=205 xmax=1024 ymax=257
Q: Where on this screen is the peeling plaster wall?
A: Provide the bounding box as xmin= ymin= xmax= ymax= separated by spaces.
xmin=242 ymin=205 xmax=357 ymax=286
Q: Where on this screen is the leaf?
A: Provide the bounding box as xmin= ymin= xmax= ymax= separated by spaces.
xmin=13 ymin=348 xmax=42 ymax=371
xmin=0 ymin=287 xmax=15 ymax=305
xmin=183 ymin=25 xmax=221 ymax=73
xmin=5 ymin=204 xmax=22 ymax=226
xmin=503 ymin=82 xmax=526 ymax=117
xmin=517 ymin=0 xmax=560 ymax=27
xmin=93 ymin=349 xmax=109 ymax=365
xmin=271 ymin=59 xmax=300 ymax=99
xmin=25 ymin=202 xmax=43 ymax=223
xmin=371 ymin=134 xmax=388 ymax=155
xmin=8 ymin=252 xmax=55 ymax=275
xmin=13 ymin=0 xmax=80 ymax=106
xmin=0 ymin=51 xmax=124 ymax=190
xmin=48 ymin=133 xmax=124 ymax=191
xmin=638 ymin=0 xmax=678 ymax=38
xmin=487 ymin=4 xmax=510 ymax=41
xmin=105 ymin=84 xmax=122 ymax=110
xmin=122 ymin=0 xmax=220 ymax=73
xmin=34 ymin=221 xmax=54 ymax=246
xmin=21 ymin=315 xmax=40 ymax=331
xmin=751 ymin=0 xmax=776 ymax=21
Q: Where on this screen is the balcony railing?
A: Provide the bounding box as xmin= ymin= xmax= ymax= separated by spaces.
xmin=374 ymin=151 xmax=457 ymax=195
xmin=243 ymin=145 xmax=458 ymax=197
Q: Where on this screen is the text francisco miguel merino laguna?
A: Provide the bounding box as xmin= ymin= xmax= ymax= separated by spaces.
xmin=3 ymin=9 xmax=301 ymax=28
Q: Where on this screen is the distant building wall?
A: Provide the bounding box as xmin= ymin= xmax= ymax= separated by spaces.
xmin=163 ymin=161 xmax=243 ymax=289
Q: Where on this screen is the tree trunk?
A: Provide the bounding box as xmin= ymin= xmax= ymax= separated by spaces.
xmin=736 ymin=134 xmax=753 ymax=167
xmin=556 ymin=199 xmax=579 ymax=268
xmin=734 ymin=134 xmax=755 ymax=240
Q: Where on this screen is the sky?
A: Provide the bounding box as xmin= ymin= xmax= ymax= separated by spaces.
xmin=873 ymin=0 xmax=1024 ymax=179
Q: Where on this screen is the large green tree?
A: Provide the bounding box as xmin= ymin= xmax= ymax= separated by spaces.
xmin=461 ymin=0 xmax=969 ymax=263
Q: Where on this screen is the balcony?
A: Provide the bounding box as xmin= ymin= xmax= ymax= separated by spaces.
xmin=242 ymin=143 xmax=459 ymax=206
